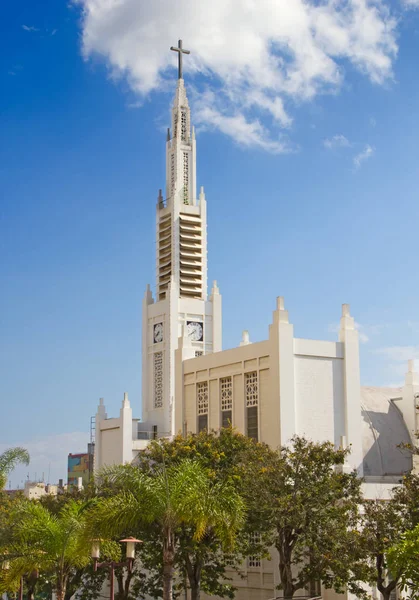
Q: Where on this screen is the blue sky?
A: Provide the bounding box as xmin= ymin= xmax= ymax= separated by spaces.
xmin=1 ymin=0 xmax=419 ymax=487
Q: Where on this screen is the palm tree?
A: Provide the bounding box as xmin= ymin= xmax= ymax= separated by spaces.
xmin=92 ymin=458 xmax=245 ymax=600
xmin=1 ymin=499 xmax=92 ymax=600
xmin=0 ymin=448 xmax=29 ymax=489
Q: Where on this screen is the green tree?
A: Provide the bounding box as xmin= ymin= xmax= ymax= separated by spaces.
xmin=262 ymin=436 xmax=363 ymax=599
xmin=0 ymin=448 xmax=29 ymax=490
xmin=358 ymin=475 xmax=419 ymax=600
xmin=387 ymin=523 xmax=419 ymax=600
xmin=138 ymin=429 xmax=277 ymax=600
xmin=0 ymin=499 xmax=95 ymax=600
xmin=92 ymin=457 xmax=245 ymax=600
xmin=37 ymin=489 xmax=109 ymax=600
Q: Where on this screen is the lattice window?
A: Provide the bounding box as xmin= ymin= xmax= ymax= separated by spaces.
xmin=174 ymin=113 xmax=178 ymax=137
xmin=247 ymin=532 xmax=262 ymax=568
xmin=170 ymin=153 xmax=175 ymax=196
xmin=220 ymin=377 xmax=232 ymax=411
xmin=197 ymin=382 xmax=208 ymax=415
xmin=245 ymin=372 xmax=258 ymax=406
xmin=181 ymin=110 xmax=187 ymax=141
xmin=154 ymin=352 xmax=163 ymax=408
xmin=195 ymin=351 xmax=203 ymax=357
xmin=183 ymin=152 xmax=189 ymax=204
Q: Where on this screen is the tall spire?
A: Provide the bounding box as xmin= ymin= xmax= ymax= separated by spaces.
xmin=157 ymin=40 xmax=204 ymax=302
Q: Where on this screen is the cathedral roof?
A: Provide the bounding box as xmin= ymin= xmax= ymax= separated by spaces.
xmin=361 ymin=386 xmax=412 ymax=477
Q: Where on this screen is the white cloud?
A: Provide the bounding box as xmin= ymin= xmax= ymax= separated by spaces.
xmin=375 ymin=346 xmax=419 ymax=363
xmin=353 ymin=143 xmax=375 ymax=168
xmin=373 ymin=347 xmax=419 ymax=386
xmin=22 ymin=25 xmax=39 ymax=32
xmin=323 ymin=134 xmax=351 ymax=149
xmin=0 ymin=431 xmax=89 ymax=490
xmin=73 ymin=0 xmax=398 ymax=151
xmin=401 ymin=0 xmax=419 ymax=8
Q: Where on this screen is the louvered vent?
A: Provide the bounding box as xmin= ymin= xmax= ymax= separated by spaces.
xmin=158 ymin=215 xmax=172 ymax=300
xmin=179 ymin=213 xmax=203 ymax=299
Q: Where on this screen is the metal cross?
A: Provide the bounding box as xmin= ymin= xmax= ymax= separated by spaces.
xmin=170 ymin=39 xmax=190 ymax=80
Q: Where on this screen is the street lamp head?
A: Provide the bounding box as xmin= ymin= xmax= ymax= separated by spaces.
xmin=120 ymin=537 xmax=142 ymax=560
xmin=91 ymin=540 xmax=101 ymax=560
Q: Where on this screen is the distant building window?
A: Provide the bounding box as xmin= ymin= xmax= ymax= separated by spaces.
xmin=154 ymin=352 xmax=163 ymax=408
xmin=247 ymin=532 xmax=262 ymax=568
xmin=197 ymin=382 xmax=209 ymax=415
xmin=197 ymin=381 xmax=209 ymax=433
xmin=181 ymin=110 xmax=187 ymax=141
xmin=245 ymin=372 xmax=258 ymax=406
xmin=220 ymin=377 xmax=232 ymax=411
xmin=245 ymin=372 xmax=258 ymax=440
xmin=222 ymin=410 xmax=232 ymax=429
xmin=183 ymin=151 xmax=189 ymax=204
xmin=307 ymin=579 xmax=321 ymax=598
xmin=198 ymin=414 xmax=208 ymax=432
xmin=247 ymin=406 xmax=258 ymax=441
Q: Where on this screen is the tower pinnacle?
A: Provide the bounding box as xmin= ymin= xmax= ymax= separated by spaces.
xmin=170 ymin=39 xmax=190 ymax=79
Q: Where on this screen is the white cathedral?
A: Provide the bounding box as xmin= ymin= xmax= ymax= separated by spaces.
xmin=94 ymin=42 xmax=419 ymax=600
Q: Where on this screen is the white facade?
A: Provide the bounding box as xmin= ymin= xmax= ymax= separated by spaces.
xmin=94 ymin=64 xmax=419 ymax=600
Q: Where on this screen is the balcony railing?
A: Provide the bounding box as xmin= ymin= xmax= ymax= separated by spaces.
xmin=136 ymin=427 xmax=171 ymax=441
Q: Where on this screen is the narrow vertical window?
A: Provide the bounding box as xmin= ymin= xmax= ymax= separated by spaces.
xmin=183 ymin=152 xmax=189 ymax=204
xmin=220 ymin=377 xmax=232 ymax=428
xmin=245 ymin=372 xmax=258 ymax=440
xmin=154 ymin=352 xmax=163 ymax=409
xmin=247 ymin=532 xmax=262 ymax=568
xmin=170 ymin=153 xmax=175 ymax=197
xmin=181 ymin=110 xmax=187 ymax=141
xmin=197 ymin=381 xmax=208 ymax=432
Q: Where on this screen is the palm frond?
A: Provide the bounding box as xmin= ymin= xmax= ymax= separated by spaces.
xmin=0 ymin=448 xmax=29 ymax=489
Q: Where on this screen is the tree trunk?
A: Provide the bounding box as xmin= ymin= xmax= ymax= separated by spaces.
xmin=376 ymin=553 xmax=397 ymax=600
xmin=115 ymin=567 xmax=134 ymax=600
xmin=163 ymin=528 xmax=176 ymax=600
xmin=184 ymin=554 xmax=202 ymax=600
xmin=277 ymin=538 xmax=295 ymax=600
xmin=190 ymin=581 xmax=200 ymax=600
xmin=56 ymin=573 xmax=67 ymax=600
xmin=56 ymin=583 xmax=66 ymax=600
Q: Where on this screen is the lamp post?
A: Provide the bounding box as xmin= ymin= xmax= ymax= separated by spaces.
xmin=91 ymin=537 xmax=142 ymax=600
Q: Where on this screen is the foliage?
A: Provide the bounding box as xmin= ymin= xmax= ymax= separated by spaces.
xmin=358 ymin=475 xmax=419 ymax=600
xmin=92 ymin=456 xmax=245 ymax=600
xmin=136 ymin=429 xmax=277 ymax=600
xmin=387 ymin=524 xmax=419 ymax=600
xmin=0 ymin=448 xmax=29 ymax=490
xmin=0 ymin=498 xmax=98 ymax=600
xmin=260 ymin=436 xmax=364 ymax=599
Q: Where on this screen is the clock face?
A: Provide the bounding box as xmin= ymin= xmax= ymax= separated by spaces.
xmin=187 ymin=321 xmax=203 ymax=342
xmin=153 ymin=323 xmax=164 ymax=343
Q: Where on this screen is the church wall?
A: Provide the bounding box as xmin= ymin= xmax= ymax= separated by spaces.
xmin=259 ymin=366 xmax=280 ymax=447
xmin=181 ymin=341 xmax=272 ymax=438
xmin=294 ymin=354 xmax=345 ymax=447
xmin=99 ymin=427 xmax=122 ymax=466
xmin=233 ymin=373 xmax=245 ymax=432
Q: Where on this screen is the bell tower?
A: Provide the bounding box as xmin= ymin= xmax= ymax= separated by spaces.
xmin=141 ymin=41 xmax=222 ymax=437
